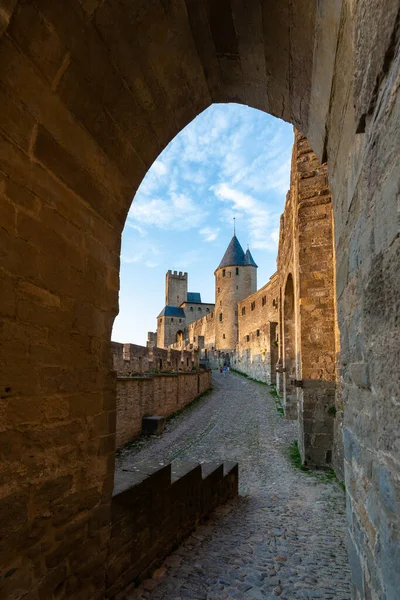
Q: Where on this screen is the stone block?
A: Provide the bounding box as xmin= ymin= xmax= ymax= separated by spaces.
xmin=141 ymin=416 xmax=166 ymax=436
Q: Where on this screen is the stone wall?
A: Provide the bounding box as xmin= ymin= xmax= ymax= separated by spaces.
xmin=187 ymin=311 xmax=216 ymax=350
xmin=116 ymin=371 xmax=211 ymax=448
xmin=107 ymin=461 xmax=238 ymax=598
xmin=0 ymin=2 xmax=399 ymax=598
xmin=111 ymin=342 xmax=198 ymax=375
xmin=275 ymin=131 xmax=338 ymax=469
xmin=232 ymin=274 xmax=279 ymax=384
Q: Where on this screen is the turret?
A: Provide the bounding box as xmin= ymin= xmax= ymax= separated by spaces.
xmin=165 ymin=270 xmax=187 ymax=307
xmin=214 ymin=235 xmax=258 ymax=351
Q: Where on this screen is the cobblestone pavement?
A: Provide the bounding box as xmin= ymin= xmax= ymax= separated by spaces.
xmin=117 ymin=372 xmax=351 ymax=600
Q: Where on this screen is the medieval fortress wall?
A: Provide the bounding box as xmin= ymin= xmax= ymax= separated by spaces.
xmin=231 ymin=273 xmax=280 ymax=384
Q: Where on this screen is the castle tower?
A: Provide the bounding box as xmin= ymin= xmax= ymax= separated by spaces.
xmin=215 ymin=235 xmax=258 ymax=351
xmin=165 ymin=270 xmax=187 ymax=307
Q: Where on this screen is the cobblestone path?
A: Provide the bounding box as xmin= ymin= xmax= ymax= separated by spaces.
xmin=117 ymin=372 xmax=351 ymax=600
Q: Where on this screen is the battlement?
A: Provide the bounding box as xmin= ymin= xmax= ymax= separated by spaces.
xmin=166 ymin=270 xmax=188 ymax=279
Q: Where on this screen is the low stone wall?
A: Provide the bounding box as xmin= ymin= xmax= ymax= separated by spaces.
xmin=106 ymin=461 xmax=238 ymax=598
xmin=116 ymin=371 xmax=211 ymax=448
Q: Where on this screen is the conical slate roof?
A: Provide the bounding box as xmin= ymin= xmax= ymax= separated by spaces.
xmin=217 ymin=235 xmax=246 ymax=269
xmin=245 ymin=248 xmax=258 ymax=267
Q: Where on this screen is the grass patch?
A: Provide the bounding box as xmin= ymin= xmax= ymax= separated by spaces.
xmin=269 ymin=385 xmax=284 ymax=417
xmin=230 ymin=368 xmax=267 ymax=386
xmin=289 ymin=441 xmax=309 ymax=472
xmin=288 ymin=440 xmax=346 ymax=491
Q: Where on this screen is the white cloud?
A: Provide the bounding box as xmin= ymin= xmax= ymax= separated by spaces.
xmin=200 ymin=227 xmax=220 ymax=242
xmin=121 ymin=241 xmax=161 ymax=265
xmin=128 ymin=192 xmax=206 ymax=231
xmin=211 ymin=183 xmax=280 ymax=252
xmin=152 ymin=160 xmax=168 ymax=177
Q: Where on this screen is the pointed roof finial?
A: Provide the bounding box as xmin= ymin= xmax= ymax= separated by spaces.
xmin=233 ymin=217 xmax=236 ymax=236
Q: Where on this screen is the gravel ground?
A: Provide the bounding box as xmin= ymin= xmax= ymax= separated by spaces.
xmin=118 ymin=372 xmax=351 ymax=600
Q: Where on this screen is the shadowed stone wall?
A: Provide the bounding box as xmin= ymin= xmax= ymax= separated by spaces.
xmin=107 ymin=461 xmax=238 ymax=598
xmin=0 ymin=1 xmax=399 ymax=598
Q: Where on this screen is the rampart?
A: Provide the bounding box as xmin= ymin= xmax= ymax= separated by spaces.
xmin=112 ymin=341 xmax=198 ymax=375
xmin=116 ymin=370 xmax=211 ymax=448
xmin=107 ymin=461 xmax=238 ymax=598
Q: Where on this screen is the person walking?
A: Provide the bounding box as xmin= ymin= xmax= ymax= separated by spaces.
xmin=222 ymin=365 xmax=227 ymax=377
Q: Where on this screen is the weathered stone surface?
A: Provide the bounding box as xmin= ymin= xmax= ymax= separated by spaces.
xmin=0 ymin=2 xmax=399 ymax=598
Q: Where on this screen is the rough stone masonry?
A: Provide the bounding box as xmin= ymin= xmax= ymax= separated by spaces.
xmin=0 ymin=1 xmax=399 ymax=599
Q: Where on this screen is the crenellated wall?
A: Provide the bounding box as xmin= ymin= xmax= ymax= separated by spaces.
xmin=111 ymin=342 xmax=198 ymax=375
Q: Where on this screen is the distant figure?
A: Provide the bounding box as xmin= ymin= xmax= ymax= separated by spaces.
xmin=220 ymin=366 xmax=223 ymax=374
xmin=227 ymin=365 xmax=230 ymax=375
xmin=222 ymin=365 xmax=227 ymax=377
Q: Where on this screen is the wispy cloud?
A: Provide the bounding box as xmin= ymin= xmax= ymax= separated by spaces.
xmin=200 ymin=227 xmax=220 ymax=242
xmin=129 ymin=192 xmax=205 ymax=230
xmin=211 ymin=183 xmax=278 ymax=251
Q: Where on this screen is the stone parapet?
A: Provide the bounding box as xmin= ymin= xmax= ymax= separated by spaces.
xmin=112 ymin=341 xmax=198 ymax=375
xmin=106 ymin=460 xmax=238 ymax=598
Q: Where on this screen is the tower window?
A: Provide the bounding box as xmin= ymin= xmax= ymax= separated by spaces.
xmin=194 ymin=336 xmax=196 ymax=341
xmin=222 ymin=269 xmax=226 ymax=277
xmin=198 ymin=307 xmax=201 ymax=311
xmin=242 ymin=307 xmax=246 ymax=316
xmin=190 ymin=306 xmax=194 ymax=311
xmin=171 ymin=318 xmax=174 ymax=322
xmin=262 ymin=296 xmax=266 ymax=306
xmin=223 ymin=334 xmax=226 ymax=339
xmin=236 ymin=267 xmax=239 ymax=275
xmin=236 ymin=286 xmax=238 ymax=290
xmin=246 ymin=335 xmax=250 ymax=342
xmin=219 ymin=313 xmax=223 ymax=322
xmin=256 ymin=329 xmax=260 ymax=337
xmin=179 ymin=318 xmax=182 ymax=323
xmin=220 ymin=300 xmax=222 ymax=306
xmin=206 ymin=308 xmax=209 ymax=313
xmin=218 ymin=287 xmax=220 ymax=294
xmin=251 ymin=301 xmax=255 ymax=311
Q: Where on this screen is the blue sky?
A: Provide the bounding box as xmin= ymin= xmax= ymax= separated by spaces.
xmin=112 ymin=104 xmax=294 ymax=345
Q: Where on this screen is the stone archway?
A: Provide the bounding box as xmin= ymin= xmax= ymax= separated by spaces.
xmin=0 ymin=2 xmax=399 ymax=599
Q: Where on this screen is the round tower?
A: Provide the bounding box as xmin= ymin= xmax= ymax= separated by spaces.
xmin=214 ymin=235 xmax=258 ymax=351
